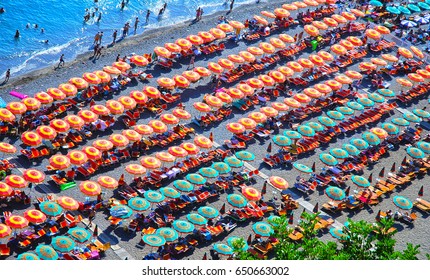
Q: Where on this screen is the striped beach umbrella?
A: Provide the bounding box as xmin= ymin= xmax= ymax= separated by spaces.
xmin=140 ymin=156 xmax=162 ymax=169
xmin=391 ymin=118 xmax=410 ymax=126
xmin=128 ymin=197 xmax=150 ymax=211
xmin=227 ymin=194 xmax=248 ymax=208
xmin=242 ymin=186 xmax=261 ymax=201
xmin=252 ymin=222 xmax=273 ymax=237
xmin=0 ymin=182 xmax=13 ymax=197
xmin=272 ymin=135 xmax=292 ymax=146
xmin=17 ymin=253 xmax=40 ymax=260
xmin=351 ymin=175 xmax=371 ymax=188
xmin=173 ymin=180 xmax=194 ymax=192
xmin=0 ymin=223 xmax=12 ymax=238
xmin=5 ymin=174 xmax=27 ymax=189
xmin=306 ymin=121 xmax=324 ymax=132
xmin=142 ymin=234 xmax=166 ymax=247
xmin=92 ymin=139 xmax=114 ymax=151
xmin=186 ymin=173 xmax=206 ymax=185
xmin=370 ymin=127 xmax=388 ymax=139
xmin=49 ymin=155 xmax=71 ymax=170
xmin=283 ymin=130 xmax=302 ymax=139
xmin=403 ymin=112 xmax=421 ymax=123
xmin=24 ymin=209 xmax=46 ymax=224
xmin=318 ymin=116 xmax=336 ymax=127
xmin=156 ymin=227 xmax=179 ymax=243
xmin=325 ymin=186 xmax=346 ymax=201
xmin=67 ymin=150 xmax=88 ymax=166
xmin=57 ymin=196 xmax=79 ymax=211
xmin=5 ymin=215 xmax=29 ymax=229
xmin=347 ymin=101 xmax=364 ymax=111
xmin=21 ymin=131 xmax=42 ymax=146
xmin=297 ymin=125 xmax=316 ymax=137
xmin=97 ymin=176 xmax=118 ymax=189
xmin=416 ymin=141 xmax=430 ymax=154
xmin=22 ymin=169 xmax=45 ymax=184
xmin=39 ymin=201 xmax=63 ymax=217
xmin=336 ymin=106 xmax=354 ymax=115
xmin=211 ymin=162 xmax=231 ymax=174
xmin=51 ymin=236 xmax=75 ymax=253
xmin=79 ymin=181 xmax=101 ymax=196
xmin=269 ymin=176 xmax=289 ymax=189
xmin=381 ymin=123 xmax=399 ymax=135
xmin=68 ymin=227 xmax=91 ymax=243
xmin=319 ymin=153 xmax=338 ymax=166
xmin=362 ymin=132 xmax=381 ymax=146
xmin=35 ymin=245 xmax=58 ymax=260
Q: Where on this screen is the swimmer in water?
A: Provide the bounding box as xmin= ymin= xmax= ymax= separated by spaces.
xmin=97 ymin=12 xmax=102 ymax=22
xmin=41 ymin=28 xmax=45 ymax=33
xmin=34 ymin=24 xmax=38 ymax=28
xmin=121 ymin=0 xmax=125 ymax=10
xmin=26 ymin=23 xmax=30 ymax=28
xmin=0 ymin=7 xmax=5 ymax=13
xmin=14 ymin=30 xmax=20 ymax=38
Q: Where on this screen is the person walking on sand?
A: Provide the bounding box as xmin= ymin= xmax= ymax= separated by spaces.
xmin=88 ymin=209 xmax=96 ymax=227
xmin=98 ymin=31 xmax=103 ymax=44
xmin=58 ymin=54 xmax=65 ymax=68
xmin=93 ymin=32 xmax=100 ymax=45
xmin=3 ymin=69 xmax=10 ymax=83
xmin=134 ymin=17 xmax=139 ymax=33
xmin=146 ymin=9 xmax=151 ymax=24
xmin=187 ymin=55 xmax=195 ymax=69
xmin=112 ymin=30 xmax=117 ymax=45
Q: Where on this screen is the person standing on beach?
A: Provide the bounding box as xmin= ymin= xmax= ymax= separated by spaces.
xmin=134 ymin=17 xmax=140 ymax=33
xmin=94 ymin=32 xmax=100 ymax=45
xmin=98 ymin=32 xmax=103 ymax=44
xmin=112 ymin=30 xmax=117 ymax=45
xmin=58 ymin=54 xmax=65 ymax=68
xmin=116 ymin=54 xmax=121 ymax=62
xmin=146 ymin=10 xmax=151 ymax=24
xmin=93 ymin=44 xmax=99 ymax=57
xmin=187 ymin=55 xmax=195 ymax=70
xmin=3 ymin=69 xmax=10 ymax=83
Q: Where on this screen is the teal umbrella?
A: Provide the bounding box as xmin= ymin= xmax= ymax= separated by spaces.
xmin=368 ymin=93 xmax=385 ymax=103
xmin=293 ymin=162 xmax=313 ymax=173
xmin=224 ymin=156 xmax=244 ymax=168
xmin=342 ymin=143 xmax=360 ymax=156
xmin=407 ymin=147 xmax=425 ymax=159
xmin=159 ymin=187 xmax=180 ymax=199
xmin=186 ymin=213 xmax=207 ymax=225
xmin=172 ymin=220 xmax=195 ymax=233
xmin=369 ymin=0 xmax=383 ymax=7
xmin=350 ymin=138 xmax=369 ymax=150
xmin=330 ymin=228 xmax=347 ymax=240
xmin=51 ymin=235 xmax=76 ymax=253
xmin=347 ymin=101 xmax=364 ymax=111
xmin=173 ymin=180 xmax=194 ymax=192
xmin=186 ymin=173 xmax=207 ymax=184
xmin=199 ymin=167 xmax=219 ymax=178
xmin=377 ymin=89 xmax=395 ymax=97
xmin=306 ymin=121 xmax=325 ymax=132
xmin=381 ymin=123 xmax=399 ymax=135
xmin=227 ymin=193 xmax=248 ymax=208
xmin=386 ymin=6 xmax=401 ymax=14
xmin=362 ymin=132 xmax=381 ymax=146
xmin=416 ymin=141 xmax=430 ymax=154
xmin=326 ymin=110 xmax=345 ymax=120
xmin=393 ymin=195 xmax=413 ymax=210
xmin=142 ymin=234 xmax=166 ymax=247
xmin=156 ymin=227 xmax=179 ymax=242
xmin=407 ymin=4 xmax=420 ymax=12
xmin=412 ymin=109 xmax=430 ymax=118
xmin=329 ymin=148 xmax=349 ymax=159
xmin=17 ymin=252 xmax=40 ymax=260
xmin=399 ymin=6 xmax=411 ymax=14
xmin=235 ymin=151 xmax=255 ymax=161
xmin=67 ymin=227 xmax=91 ymax=243
xmin=213 ymin=243 xmax=234 ymax=255
xmin=318 ymin=116 xmax=337 ymax=127
xmin=35 ymin=245 xmax=59 ymax=260
xmin=227 ymin=236 xmax=248 ymax=251
xmin=267 ymin=215 xmax=282 ymax=226
xmin=110 ymin=205 xmax=133 ymax=219
xmin=144 ymin=190 xmax=165 ymax=203
xmin=128 ymin=197 xmax=150 ymax=211
xmin=211 ymin=162 xmax=231 ymax=174
xmin=283 ymin=130 xmax=302 ymax=139
xmin=357 ymin=98 xmax=375 ymax=107
xmin=392 ymin=118 xmax=410 ymax=126
xmin=325 ymin=186 xmax=346 ymax=201
xmin=403 ymin=112 xmax=421 ymax=123
xmin=297 ymin=125 xmax=316 ymax=137
xmin=319 ymin=153 xmax=338 ymax=166
xmin=272 ymin=135 xmax=292 ymax=146
xmin=252 ymin=222 xmax=274 ymax=237
xmin=39 ymin=201 xmax=63 ymax=217
xmin=198 ymin=206 xmax=219 ymax=219
xmin=418 ymin=2 xmax=430 ymax=10
xmin=351 ymin=175 xmax=370 ymax=188
xmin=336 ymin=106 xmax=354 ymax=115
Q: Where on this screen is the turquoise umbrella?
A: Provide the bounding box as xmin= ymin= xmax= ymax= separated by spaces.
xmin=128 ymin=197 xmax=150 ymax=211
xmin=198 ymin=206 xmax=219 ymax=219
xmin=227 ymin=193 xmax=248 ymax=208
xmin=144 ymin=190 xmax=165 ymax=203
xmin=318 ymin=116 xmax=337 ymax=127
xmin=342 ymin=143 xmax=360 ymax=156
xmin=336 ymin=106 xmax=354 ymax=115
xmin=297 ymin=125 xmax=316 ymax=137
xmin=418 ymin=2 xmax=430 ymax=10
xmin=350 ymin=138 xmax=369 ymax=150
xmin=351 ymin=175 xmax=370 ymax=188
xmin=416 ymin=141 xmax=430 ymax=154
xmin=330 ymin=228 xmax=347 ymax=240
xmin=186 ymin=213 xmax=207 ymax=225
xmin=235 ymin=151 xmax=255 ymax=161
xmin=35 ymin=245 xmax=59 ymax=260
xmin=173 ymin=180 xmax=194 ymax=192
xmin=293 ymin=162 xmax=313 ymax=173
xmin=51 ymin=235 xmax=76 ymax=253
xmin=392 ymin=118 xmax=410 ymax=126
xmin=227 ymin=236 xmax=248 ymax=251
xmin=199 ymin=167 xmax=219 ymax=178
xmin=399 ymin=6 xmax=411 ymax=14
xmin=283 ymin=130 xmax=302 ymax=139
xmin=393 ymin=195 xmax=413 ymax=210
xmin=252 ymin=222 xmax=274 ymax=237
xmin=403 ymin=112 xmax=421 ymax=123
xmin=406 ymin=147 xmax=425 ymax=159
xmin=186 ymin=173 xmax=207 ymax=184
xmin=142 ymin=234 xmax=166 ymax=247
xmin=368 ymin=93 xmax=385 ymax=103
xmin=407 ymin=4 xmax=420 ymax=12
xmin=39 ymin=201 xmax=63 ymax=217
xmin=272 ymin=135 xmax=292 ymax=146
xmin=110 ymin=205 xmax=133 ymax=219
xmin=412 ymin=109 xmax=430 ymax=118
xmin=347 ymin=101 xmax=364 ymax=111
xmin=268 ymin=215 xmax=282 ymax=226
xmin=172 ymin=220 xmax=195 ymax=233
xmin=369 ymin=0 xmax=382 ymax=7
xmin=17 ymin=252 xmax=40 ymax=260
xmin=211 ymin=162 xmax=231 ymax=174
xmin=306 ymin=121 xmax=325 ymax=132
xmin=159 ymin=187 xmax=180 ymax=199
xmin=213 ymin=243 xmax=234 ymax=255
xmin=325 ymin=186 xmax=346 ymax=201
xmin=326 ymin=110 xmax=345 ymax=121
xmin=386 ymin=6 xmax=401 ymax=14
xmin=381 ymin=123 xmax=399 ymax=135
xmin=156 ymin=227 xmax=179 ymax=242
xmin=357 ymin=98 xmax=375 ymax=107
xmin=67 ymin=227 xmax=91 ymax=243
xmin=362 ymin=132 xmax=381 ymax=146
xmin=319 ymin=153 xmax=338 ymax=166
xmin=377 ymin=89 xmax=395 ymax=97
xmin=329 ymin=148 xmax=349 ymax=159
xmin=224 ymin=156 xmax=244 ymax=168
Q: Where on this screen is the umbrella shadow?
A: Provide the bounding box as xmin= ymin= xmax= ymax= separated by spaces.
xmin=99 ymin=227 xmax=120 ymax=245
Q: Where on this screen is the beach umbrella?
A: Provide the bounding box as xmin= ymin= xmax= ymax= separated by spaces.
xmin=330 ymin=148 xmax=349 ymax=159
xmin=325 ymin=79 xmax=342 ymax=91
xmin=155 ymin=152 xmax=176 ymax=163
xmin=297 ymin=125 xmax=316 ymax=137
xmin=156 ymin=228 xmax=179 ymax=243
xmin=21 ymin=97 xmax=41 ymax=111
xmin=362 ymin=132 xmax=381 ymax=146
xmin=34 ymin=92 xmax=53 ymax=104
xmin=377 ymin=89 xmax=395 ymax=97
xmin=224 ymin=156 xmax=244 ymax=168
xmin=369 ymin=128 xmax=388 ymax=139
xmin=173 ymin=180 xmax=194 ymax=192
xmin=78 ymin=110 xmax=98 ymax=123
xmin=186 ymin=173 xmax=207 ymax=185
xmin=17 ymin=253 xmax=40 ymax=260
xmin=252 ymin=222 xmax=273 ymax=237
xmin=403 ymin=113 xmax=421 ymax=123
xmin=277 ymin=66 xmax=294 ymax=78
xmin=82 ymin=72 xmax=101 ymax=85
xmin=79 ymin=181 xmax=101 ymax=196
xmin=408 ymin=73 xmax=424 ymax=83
xmin=314 ymin=84 xmax=332 ymax=95
xmin=419 ymin=2 xmax=430 ymax=10
xmin=242 ymin=186 xmax=261 ymax=201
xmin=51 ymin=236 xmax=75 ymax=253
xmin=142 ymin=234 xmax=166 ymax=249
xmin=407 ymin=147 xmax=425 ymax=159
xmin=143 ymin=190 xmax=164 ymax=204
xmin=49 ymin=155 xmax=71 ymax=170
xmin=133 ymin=124 xmax=153 ymax=135
xmin=93 ymin=70 xmax=112 ymax=83
xmin=194 ymin=135 xmax=213 ymax=149
xmin=272 ymin=135 xmax=292 ymax=147
xmin=57 ymin=196 xmax=79 ymax=211
xmin=4 ymin=175 xmax=27 ymax=189
xmin=106 ymin=100 xmax=124 ymax=115
xmin=336 ymin=106 xmax=354 ymax=115
xmin=110 ymin=205 xmax=133 ymax=219
xmin=312 ymin=20 xmax=328 ymax=30
xmin=129 ymin=90 xmax=148 ymax=104
xmin=187 ymin=213 xmax=207 ymax=225
xmin=319 ymin=153 xmax=338 ymax=166
xmin=35 ymin=245 xmax=59 ymax=260
xmin=168 ymin=146 xmax=188 ymax=158
xmin=331 ymin=44 xmax=347 ymax=55
xmin=68 ymin=227 xmax=91 ymax=243
xmin=330 ymin=228 xmax=347 ymax=240
xmin=6 ymin=102 xmax=27 ymax=115
xmin=248 ymin=112 xmax=267 ymax=124
xmin=287 ymin=61 xmax=304 ymax=72
xmin=81 ymin=146 xmax=102 ymax=160
xmin=64 ymin=115 xmax=85 ymax=129
xmin=24 ymin=209 xmax=46 ymax=224
xmin=179 ymin=143 xmax=199 ymax=156
xmin=67 ymin=150 xmax=88 ymax=166
xmin=235 ymin=151 xmax=255 ymax=161
xmin=21 ymin=131 xmax=42 ymax=146
xmin=393 ymin=195 xmax=413 ymax=210
xmin=325 ymin=186 xmax=346 ymax=201
xmin=36 ymin=125 xmax=57 ymax=140
xmin=326 ymin=110 xmax=345 ymax=121
xmin=381 ymin=123 xmax=399 ymax=135
xmin=160 ymin=113 xmax=180 ymax=125
xmin=416 ymin=141 xmax=430 ymax=154
xmin=318 ymin=116 xmax=337 ymax=127
xmin=211 ymin=162 xmax=231 ymax=174
xmin=293 ymin=163 xmax=313 ymax=173
xmin=92 ymin=139 xmax=113 ymax=151
xmin=335 ymin=75 xmax=352 ymax=85
xmin=175 ymin=38 xmax=193 ymax=50
xmin=350 ymin=138 xmax=369 ymax=150
xmin=269 ymin=176 xmax=289 ymax=189
xmin=211 ymin=243 xmax=233 ymax=256
xmin=122 ymin=130 xmax=142 ymax=142
xmin=199 ymin=167 xmax=219 ymax=178
xmin=127 ymin=197 xmax=150 ymax=212
xmin=227 ymin=236 xmax=248 ymax=251
xmin=0 ymin=142 xmax=16 ymax=155
xmin=102 ymin=66 xmax=122 ymax=75
xmin=5 ymin=215 xmax=28 ymax=229
xmin=157 ymin=77 xmax=176 ymax=89
xmin=387 ymin=6 xmax=400 ymax=14
xmin=0 ymin=183 xmax=13 ymax=197
xmin=198 ymin=206 xmax=219 ymax=219
xmin=140 ymin=156 xmax=161 ymax=170
xmin=112 ymin=61 xmax=130 ymax=72
xmin=293 ymin=94 xmax=311 ymax=104
xmin=351 ymin=175 xmax=371 ymax=188
xmin=303 ymin=88 xmax=322 ymax=99
xmin=159 ymin=187 xmax=180 ymax=199
xmin=305 ymin=122 xmax=324 ymax=132
xmin=148 ymin=120 xmax=168 ymax=133
xmin=368 ymin=93 xmax=385 ymax=103
xmin=357 ymin=98 xmax=375 ymax=108
xmin=227 ymin=194 xmax=248 ymax=208
xmin=172 ymin=220 xmax=195 ymax=234
xmin=347 ymin=101 xmax=364 ymax=111
xmin=391 ymin=118 xmax=410 ymax=127
xmin=90 ymin=104 xmax=110 ymax=116
xmin=47 ymin=88 xmax=67 ymax=100
xmin=97 ymin=176 xmax=118 ymax=190
xmin=416 ymin=69 xmax=430 ymax=80
xmin=408 ymin=4 xmax=421 ymax=12
xmin=238 ymin=118 xmax=257 ymax=130
xmin=283 ymin=130 xmax=302 ymax=139
xmin=396 ymin=78 xmax=413 ymax=88
xmin=267 ymin=215 xmax=282 ymax=227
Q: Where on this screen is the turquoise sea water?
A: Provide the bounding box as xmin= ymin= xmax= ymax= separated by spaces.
xmin=0 ymin=0 xmax=253 ymax=79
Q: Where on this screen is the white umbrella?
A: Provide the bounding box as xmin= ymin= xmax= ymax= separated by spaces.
xmin=414 ymin=16 xmax=429 ymax=24
xmin=401 ymin=20 xmax=418 ymax=28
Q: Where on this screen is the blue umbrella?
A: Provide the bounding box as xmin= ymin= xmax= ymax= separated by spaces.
xmin=35 ymin=245 xmax=59 ymax=260
xmin=351 ymin=175 xmax=371 ymax=188
xmin=227 ymin=236 xmax=249 ymax=251
xmin=399 ymin=6 xmax=411 ymax=15
xmin=252 ymin=222 xmax=274 ymax=237
xmin=172 ymin=220 xmax=195 ymax=233
xmin=293 ymin=162 xmax=313 ymax=173
xmin=318 ymin=116 xmax=337 ymax=127
xmin=319 ymin=153 xmax=338 ymax=166
xmin=297 ymin=125 xmax=316 ymax=137
xmin=67 ymin=227 xmax=91 ymax=243
xmin=213 ymin=243 xmax=234 ymax=255
xmin=211 ymin=162 xmax=231 ymax=174
xmin=362 ymin=132 xmax=381 ymax=146
xmin=267 ymin=215 xmax=282 ymax=226
xmin=393 ymin=195 xmax=413 ymax=210
xmin=401 ymin=20 xmax=417 ymax=27
xmin=199 ymin=167 xmax=219 ymax=178
xmin=357 ymin=98 xmax=375 ymax=108
xmin=407 ymin=147 xmax=425 ymax=159
xmin=368 ymin=93 xmax=385 ymax=103
xmin=350 ymin=138 xmax=369 ymax=150
xmin=159 ymin=187 xmax=180 ymax=199
xmin=330 ymin=228 xmax=347 ymax=240
xmin=336 ymin=106 xmax=355 ymax=115
xmin=272 ymin=135 xmax=292 ymax=146
xmin=329 ymin=148 xmax=349 ymax=159
xmin=403 ymin=112 xmax=421 ymax=123
xmin=392 ymin=118 xmax=410 ymax=126
xmin=306 ymin=121 xmax=325 ymax=132
xmin=325 ymin=186 xmax=346 ymax=201
xmin=416 ymin=141 xmax=430 ymax=154
xmin=51 ymin=235 xmax=76 ymax=253
xmin=173 ymin=180 xmax=194 ymax=192
xmin=326 ymin=110 xmax=345 ymax=121
xmin=235 ymin=151 xmax=255 ymax=161
xmin=342 ymin=144 xmax=360 ymax=156
xmin=17 ymin=252 xmax=40 ymax=260
xmin=198 ymin=206 xmax=219 ymax=219
xmin=418 ymin=2 xmax=430 ymax=10
xmin=381 ymin=123 xmax=400 ymax=135
xmin=142 ymin=234 xmax=166 ymax=247
xmin=144 ymin=190 xmax=165 ymax=203
xmin=414 ymin=16 xmax=429 ymax=24
xmin=186 ymin=173 xmax=207 ymax=185
xmin=128 ymin=197 xmax=150 ymax=211
xmin=224 ymin=156 xmax=244 ymax=168
xmin=283 ymin=130 xmax=302 ymax=139
xmin=347 ymin=101 xmax=364 ymax=111
xmin=369 ymin=0 xmax=383 ymax=7
xmin=227 ymin=193 xmax=248 ymax=208
xmin=377 ymin=89 xmax=395 ymax=97
xmin=156 ymin=227 xmax=179 ymax=242
xmin=386 ymin=6 xmax=401 ymax=14
xmin=412 ymin=109 xmax=430 ymax=118
xmin=408 ymin=4 xmax=421 ymax=13
xmin=110 ymin=205 xmax=133 ymax=219
xmin=186 ymin=213 xmax=207 ymax=225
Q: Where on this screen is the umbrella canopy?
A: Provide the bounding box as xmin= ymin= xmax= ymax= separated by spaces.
xmin=79 ymin=181 xmax=101 ymax=196
xmin=110 ymin=205 xmax=133 ymax=219
xmin=306 ymin=121 xmax=324 ymax=132
xmin=392 ymin=118 xmax=410 ymax=126
xmin=0 ymin=182 xmax=12 ymax=197
xmin=35 ymin=245 xmax=59 ymax=260
xmin=5 ymin=174 xmax=27 ymax=188
xmin=128 ymin=197 xmax=150 ymax=211
xmin=336 ymin=106 xmax=354 ymax=115
xmin=268 ymin=215 xmax=282 ymax=227
xmin=330 ymin=148 xmax=349 ymax=159
xmin=140 ymin=156 xmax=162 ymax=169
xmin=283 ymin=130 xmax=302 ymax=139
xmin=186 ymin=173 xmax=207 ymax=185
xmin=330 ymin=228 xmax=347 ymax=240
xmin=326 ymin=110 xmax=345 ymax=121
xmin=57 ymin=196 xmax=79 ymax=211
xmin=370 ymin=127 xmax=388 ymax=139
xmin=347 ymin=101 xmax=364 ymax=111
xmin=319 ymin=153 xmax=338 ymax=166
xmin=142 ymin=234 xmax=166 ymax=247
xmin=144 ymin=190 xmax=165 ymax=203
xmin=6 ymin=215 xmax=29 ymax=229
xmin=159 ymin=187 xmax=180 ymax=199
xmin=24 ymin=209 xmax=46 ymax=224
xmin=172 ymin=220 xmax=195 ymax=233
xmin=362 ymin=132 xmax=381 ymax=146
xmin=351 ymin=175 xmax=371 ymax=188
xmin=381 ymin=123 xmax=400 ymax=135
xmin=325 ymin=186 xmax=346 ymax=201
xmin=412 ymin=109 xmax=430 ymax=118
xmin=213 ymin=243 xmax=234 ymax=255
xmin=198 ymin=206 xmax=219 ymax=219
xmin=252 ymin=222 xmax=274 ymax=237
xmin=269 ymin=176 xmax=289 ymax=189
xmin=235 ymin=151 xmax=255 ymax=161
xmin=0 ymin=224 xmax=12 ymax=238
xmin=377 ymin=89 xmax=395 ymax=97
xmin=416 ymin=141 xmax=430 ymax=154
xmin=187 ymin=213 xmax=207 ymax=225
xmin=156 ymin=227 xmax=179 ymax=243
xmin=342 ymin=144 xmax=360 ymax=156
xmin=39 ymin=201 xmax=63 ymax=216
xmin=357 ymin=98 xmax=375 ymax=108
xmin=21 ymin=131 xmax=42 ymax=146
xmin=211 ymin=162 xmax=231 ymax=174
xmin=173 ymin=180 xmax=194 ymax=192
xmin=404 ymin=112 xmax=421 ymax=123
xmin=272 ymin=135 xmax=292 ymax=146
xmin=17 ymin=253 xmax=40 ymax=260
xmin=68 ymin=227 xmax=91 ymax=243
xmin=393 ymin=195 xmax=413 ymax=210
xmin=350 ymin=138 xmax=369 ymax=150
xmin=407 ymin=147 xmax=425 ymax=159
xmin=227 ymin=193 xmax=248 ymax=208
xmin=318 ymin=116 xmax=337 ymax=127
xmin=67 ymin=150 xmax=88 ymax=166
xmin=297 ymin=125 xmax=316 ymax=137
xmin=22 ymin=169 xmax=45 ymax=184
xmin=242 ymin=186 xmax=261 ymax=201
xmin=224 ymin=156 xmax=244 ymax=168
xmin=51 ymin=235 xmax=76 ymax=253
xmin=293 ymin=163 xmax=313 ymax=173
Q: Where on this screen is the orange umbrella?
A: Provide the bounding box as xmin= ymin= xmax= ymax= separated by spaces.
xmin=248 ymin=111 xmax=267 ymax=123
xmin=271 ymin=102 xmax=289 ymax=111
xmin=67 ymin=150 xmax=88 ymax=165
xmin=186 ymin=34 xmax=204 ymax=45
xmin=173 ymin=75 xmax=190 ymax=88
xmin=287 ymin=61 xmax=304 ymax=72
xmin=103 ymin=66 xmax=122 ymax=75
xmin=227 ymin=88 xmax=245 ymax=99
xmin=335 ymin=75 xmax=353 ymax=84
xmin=69 ymin=77 xmax=89 ymax=90
xmin=238 ymin=51 xmax=256 ymax=63
xmin=374 ymin=25 xmax=390 ymax=35
xmin=332 ymin=14 xmax=347 ymax=24
xmin=304 ymin=25 xmax=319 ymax=36
xmin=97 ymin=176 xmax=119 ymax=189
xmin=218 ymin=58 xmax=235 ymax=70
xmin=259 ymin=42 xmax=276 ymax=54
xmin=254 ymin=15 xmax=269 ymax=25
xmin=79 ymin=181 xmax=101 ymax=196
xmin=6 ymin=215 xmax=29 ymax=229
xmin=274 ymin=8 xmax=290 ymax=18
xmin=279 ymin=34 xmax=295 ymax=43
xmin=143 ymin=86 xmax=161 ymax=99
xmin=247 ymin=46 xmax=264 ymax=56
xmin=36 ymin=125 xmax=57 ymax=140
xmin=269 ymin=38 xmax=286 ymax=49
xmin=258 ymin=74 xmax=276 ymax=86
xmin=347 ymin=36 xmax=363 ymax=46
xmin=78 ymin=110 xmax=98 ymax=123
xmin=351 ymin=8 xmax=365 ymax=17
xmin=160 ymin=113 xmax=179 ymax=125
xmin=57 ymin=196 xmax=79 ymax=211
xmin=164 ymin=43 xmax=182 ymax=53
xmin=312 ymin=21 xmax=328 ymax=30
xmin=175 ymin=38 xmax=193 ymax=50
xmin=133 ymin=124 xmax=153 ymax=135
xmin=396 ymin=78 xmax=413 ymax=87
xmin=35 ymin=92 xmax=53 ymax=104
xmin=226 ymin=122 xmax=246 ymax=134
xmin=269 ymin=71 xmax=286 ymax=83
xmin=370 ymin=128 xmax=389 ymax=139
xmin=293 ymin=93 xmax=312 ymax=103
xmin=282 ymin=4 xmax=298 ymax=10
xmin=416 ymin=69 xmax=430 ymax=79
xmin=228 ymin=54 xmax=245 ymax=64
xmin=197 ymin=31 xmax=215 ymax=43
xmin=331 ymin=44 xmax=347 ymax=55
xmin=49 ymin=155 xmax=71 ymax=170
xmin=325 ymin=80 xmax=342 ymax=91
xmin=371 ymin=58 xmax=387 ymax=66
xmin=156 ymin=152 xmax=176 ymax=163
xmin=410 ymin=46 xmax=424 ymax=59
xmin=126 ymin=164 xmax=146 ymax=175
xmin=130 ymin=55 xmax=149 ymax=67
xmin=365 ymin=29 xmax=381 ymax=40
xmin=236 ymin=84 xmax=255 ymax=96
xmin=91 ymin=104 xmax=110 ymax=116
xmin=64 ymin=115 xmax=85 ymax=129
xmin=314 ymin=84 xmax=332 ymax=94
xmin=284 ymin=97 xmax=302 ymax=108
xmin=129 ymin=90 xmax=148 ymax=104
xmin=194 ymin=66 xmax=211 ymax=77
xmin=0 ymin=142 xmax=16 ymax=154
xmin=341 ymin=11 xmax=356 ymax=21
xmin=92 ymin=139 xmax=114 ymax=151
xmin=93 ymin=70 xmax=111 ymax=83
xmin=278 ymin=66 xmax=295 ymax=77
xmin=408 ymin=73 xmax=425 ymax=83
xmin=304 ymin=88 xmax=323 ymax=98
xmin=154 ymin=46 xmax=172 ymax=58
xmin=82 ymin=146 xmax=102 ymax=160
xmin=157 ymin=77 xmax=176 ymax=89
xmin=140 ymin=156 xmax=162 ymax=169
xmin=194 ymin=135 xmax=213 ymax=149
xmin=22 ymin=97 xmax=41 ymax=111
xmin=269 ymin=176 xmax=289 ymax=190
xmin=298 ymin=58 xmax=314 ymax=68
xmin=180 ymin=142 xmax=200 ymax=155
xmin=260 ymin=107 xmax=279 ymax=117
xmin=209 ymin=28 xmax=226 ymax=39
xmin=46 ymin=88 xmax=66 ymax=100
xmin=24 ymin=209 xmax=46 ymax=224
xmin=6 ymin=102 xmax=27 ymax=115
xmin=215 ymin=91 xmax=233 ymax=103
xmin=5 ymin=175 xmax=27 ymax=188
xmin=194 ymin=102 xmax=212 ymax=112
xmin=207 ymin=62 xmax=224 ymax=74
xmin=112 ymin=61 xmax=131 ymax=72
xmin=23 ymin=169 xmax=45 ymax=184
xmin=345 ymin=70 xmax=363 ymax=80
xmin=339 ymin=39 xmax=354 ymax=50
xmin=323 ymin=17 xmax=338 ymax=27
xmin=21 ymin=131 xmax=42 ymax=146
xmin=318 ymin=50 xmax=334 ymax=61
xmin=168 ymin=146 xmax=188 ymax=158
xmin=238 ymin=118 xmax=257 ymax=129
xmin=247 ymin=78 xmax=265 ymax=89
xmin=149 ymin=120 xmax=168 ymax=133
xmin=308 ymin=54 xmax=325 ymax=66
xmin=217 ymin=23 xmax=234 ymax=33
xmin=182 ymin=70 xmax=200 ymax=82
xmin=0 ymin=109 xmax=15 ymax=122
xmin=293 ymin=1 xmax=307 ymax=8
xmin=122 ymin=129 xmax=142 ymax=142
xmin=82 ymin=72 xmax=101 ymax=84
xmin=304 ymin=0 xmax=318 ymax=6
xmin=118 ymin=96 xmax=137 ymax=110
xmin=58 ymin=83 xmax=78 ymax=97
xmin=205 ymin=95 xmax=224 ymax=107
xmin=261 ymin=10 xmax=276 ymax=18
xmin=172 ymin=108 xmax=192 ymax=119
xmin=381 ymin=54 xmax=398 ymax=63
xmin=109 ymin=134 xmax=130 ymax=148
xmin=359 ymin=62 xmax=377 ymax=71
xmin=398 ymin=47 xmax=414 ymax=59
